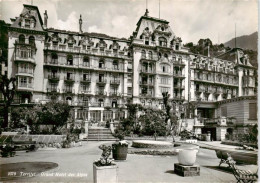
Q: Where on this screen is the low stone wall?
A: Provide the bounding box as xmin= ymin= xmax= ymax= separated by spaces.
xmin=132 ymin=140 xmax=173 ymax=149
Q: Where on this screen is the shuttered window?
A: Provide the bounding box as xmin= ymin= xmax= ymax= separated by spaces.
xmin=249 ymin=103 xmax=257 ymax=119
xmin=221 ymin=106 xmax=227 ymax=117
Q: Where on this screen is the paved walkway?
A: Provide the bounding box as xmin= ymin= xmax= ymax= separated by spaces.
xmin=0 ymin=141 xmax=257 ymax=183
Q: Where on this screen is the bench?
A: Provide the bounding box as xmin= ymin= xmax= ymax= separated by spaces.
xmin=13 ymin=139 xmax=38 ymax=152
xmin=226 ymin=153 xmax=258 ymax=183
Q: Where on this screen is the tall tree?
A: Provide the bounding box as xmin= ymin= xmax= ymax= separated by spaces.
xmin=0 ymin=75 xmax=16 ymax=128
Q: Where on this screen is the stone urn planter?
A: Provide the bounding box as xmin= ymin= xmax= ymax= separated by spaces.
xmin=178 ymin=149 xmax=198 ymax=166
xmin=93 ymin=163 xmax=118 ymax=183
xmin=112 ymin=140 xmax=128 ymax=160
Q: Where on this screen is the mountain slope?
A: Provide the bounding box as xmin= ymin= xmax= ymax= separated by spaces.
xmin=224 ymin=32 xmax=257 ymax=51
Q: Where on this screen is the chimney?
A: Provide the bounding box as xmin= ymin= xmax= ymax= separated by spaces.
xmin=79 ymin=14 xmax=83 ymax=33
xmin=44 ymin=10 xmax=48 ymax=29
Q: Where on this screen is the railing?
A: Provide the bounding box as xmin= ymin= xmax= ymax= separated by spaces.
xmin=80 ymin=77 xmax=91 ymax=83
xmin=173 ymin=96 xmax=185 ymax=100
xmin=109 ymin=92 xmax=120 ymax=96
xmin=140 ymin=68 xmax=155 ymax=74
xmin=110 ymin=79 xmax=120 ymax=85
xmin=139 ymin=93 xmax=153 ymax=97
xmin=139 ymin=81 xmax=154 ymax=85
xmin=64 ymin=76 xmax=75 ymax=82
xmin=48 ymin=74 xmax=60 ymax=80
xmin=173 ymin=72 xmax=185 ymax=77
xmin=96 ymin=79 xmax=107 ymax=84
xmin=80 ymin=90 xmax=92 ymax=94
xmin=17 ymin=69 xmax=34 ymax=75
xmin=95 ymin=91 xmax=106 ymax=95
xmin=47 ymin=87 xmax=59 ymax=93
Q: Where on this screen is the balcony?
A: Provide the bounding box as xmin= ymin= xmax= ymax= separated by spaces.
xmin=110 ymin=79 xmax=120 ymax=86
xmin=140 ymin=68 xmax=155 ymax=75
xmin=173 ymin=72 xmax=185 ymax=78
xmin=45 ymin=59 xmax=58 ymax=66
xmin=174 ymin=84 xmax=185 ymax=90
xmin=64 ymin=76 xmax=75 ymax=83
xmin=14 ymin=53 xmax=36 ymax=65
xmin=80 ymin=77 xmax=91 ymax=84
xmin=80 ymin=90 xmax=92 ymax=95
xmin=16 ymin=69 xmax=34 ymax=77
xmin=109 ymin=92 xmax=120 ymax=97
xmin=95 ymin=91 xmax=106 ymax=96
xmin=81 ymin=62 xmax=91 ymax=69
xmin=48 ymin=74 xmax=60 ymax=82
xmin=47 ymin=87 xmax=59 ymax=93
xmin=96 ymin=79 xmax=107 ymax=85
xmin=139 ymin=80 xmax=154 ymax=86
xmin=63 ymin=88 xmax=73 ymax=93
xmin=172 ymin=60 xmax=185 ymax=66
xmin=17 ymin=83 xmax=33 ymax=91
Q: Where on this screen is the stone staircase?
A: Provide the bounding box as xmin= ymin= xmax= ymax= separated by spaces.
xmin=83 ymin=127 xmax=116 ymax=141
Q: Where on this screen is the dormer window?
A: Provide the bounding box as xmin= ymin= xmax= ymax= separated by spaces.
xmin=161 ymin=27 xmax=164 ymax=31
xmin=25 ymin=19 xmax=30 ymax=28
xmin=159 ymin=37 xmax=167 ymax=47
xmin=175 ymin=44 xmax=179 ymax=50
xmin=145 ymin=37 xmax=149 ymax=45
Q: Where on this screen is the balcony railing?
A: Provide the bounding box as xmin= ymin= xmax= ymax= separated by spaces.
xmin=139 ymin=81 xmax=154 ymax=85
xmin=109 ymin=92 xmax=120 ymax=97
xmin=48 ymin=74 xmax=60 ymax=81
xmin=64 ymin=76 xmax=75 ymax=83
xmin=139 ymin=93 xmax=153 ymax=97
xmin=140 ymin=68 xmax=155 ymax=74
xmin=63 ymin=88 xmax=73 ymax=93
xmin=110 ymin=79 xmax=120 ymax=85
xmin=80 ymin=77 xmax=91 ymax=83
xmin=173 ymin=96 xmax=185 ymax=100
xmin=96 ymin=79 xmax=107 ymax=85
xmin=47 ymin=87 xmax=59 ymax=93
xmin=80 ymin=90 xmax=92 ymax=95
xmin=15 ymin=53 xmax=35 ymax=64
xmin=17 ymin=69 xmax=34 ymax=75
xmin=95 ymin=91 xmax=106 ymax=95
xmin=173 ymin=72 xmax=185 ymax=77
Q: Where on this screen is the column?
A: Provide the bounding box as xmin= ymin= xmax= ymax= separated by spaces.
xmin=100 ymin=110 xmax=103 ymax=122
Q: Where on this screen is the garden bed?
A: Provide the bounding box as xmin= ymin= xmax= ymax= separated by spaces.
xmin=132 ymin=140 xmax=173 ymax=149
xmin=221 ymin=140 xmax=258 ymax=149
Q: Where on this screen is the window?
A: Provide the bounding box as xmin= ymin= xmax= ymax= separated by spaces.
xmin=113 ymin=60 xmax=118 ymax=69
xmin=127 ymin=74 xmax=132 ymax=83
xmin=99 ymin=60 xmax=104 ymax=68
xmin=67 ymin=55 xmax=73 ymax=65
xmin=164 ymin=53 xmax=168 ymax=58
xmin=20 ymin=77 xmax=27 ymax=87
xmin=161 ymin=77 xmax=169 ymax=84
xmin=159 ymin=37 xmax=167 ymax=47
xmin=50 ymin=83 xmax=57 ymax=91
xmin=160 ymin=87 xmax=169 ymax=93
xmin=145 ymin=37 xmax=149 ymax=45
xmin=141 ymin=50 xmax=146 ymax=58
xmin=249 ymin=103 xmax=257 ymax=119
xmin=148 ymin=51 xmax=153 ymax=59
xmin=19 ymin=34 xmax=25 ymax=44
xmin=83 ymin=56 xmax=89 ymax=66
xmin=51 ymin=53 xmax=58 ymax=63
xmin=29 ymin=36 xmax=35 ymax=45
xmin=127 ymin=87 xmax=132 ymax=95
xmin=175 ymin=44 xmax=179 ymax=50
xmin=161 ymin=64 xmax=169 ymax=73
xmin=81 ymin=84 xmax=89 ymax=92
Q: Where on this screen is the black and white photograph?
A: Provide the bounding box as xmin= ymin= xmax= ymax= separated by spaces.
xmin=0 ymin=0 xmax=258 ymax=182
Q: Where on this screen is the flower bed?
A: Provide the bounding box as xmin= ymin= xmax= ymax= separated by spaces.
xmin=132 ymin=140 xmax=173 ymax=149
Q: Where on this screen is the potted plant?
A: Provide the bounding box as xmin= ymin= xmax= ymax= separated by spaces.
xmin=177 ymin=148 xmax=198 ymax=166
xmin=93 ymin=145 xmax=118 ymax=183
xmin=112 ymin=129 xmax=129 ymax=160
xmin=0 ymin=144 xmax=16 ymax=157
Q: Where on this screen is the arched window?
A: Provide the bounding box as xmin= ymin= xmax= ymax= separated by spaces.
xmin=83 ymin=56 xmax=89 ymax=67
xmin=67 ymin=54 xmax=73 ymax=65
xmin=29 ymin=36 xmax=35 ymax=45
xmin=141 ymin=50 xmax=146 ymax=58
xmin=159 ymin=37 xmax=167 ymax=47
xmin=19 ymin=34 xmax=25 ymax=44
xmin=148 ymin=51 xmax=153 ymax=59
xmin=164 ymin=53 xmax=168 ymax=58
xmin=66 ymin=97 xmax=72 ymax=105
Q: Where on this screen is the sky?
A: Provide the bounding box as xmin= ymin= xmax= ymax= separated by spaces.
xmin=0 ymin=0 xmax=258 ymax=44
